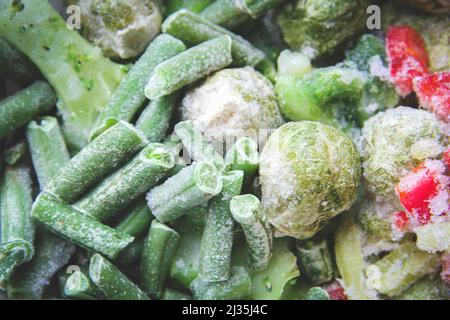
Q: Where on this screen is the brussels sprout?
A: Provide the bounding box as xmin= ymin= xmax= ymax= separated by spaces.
xmin=69 ymin=0 xmax=162 ymax=59
xmin=181 ymin=67 xmax=284 ymax=145
xmin=360 ymin=106 xmax=444 ymax=199
xmin=259 ymin=121 xmax=361 ymax=239
xmin=276 ymin=0 xmax=369 ymax=59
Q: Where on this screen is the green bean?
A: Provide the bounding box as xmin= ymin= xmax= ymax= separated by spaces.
xmin=225 ymin=137 xmax=259 ymax=187
xmin=140 ymin=220 xmax=180 ymax=298
xmin=162 ymin=288 xmax=192 ymax=300
xmin=3 ymin=141 xmax=27 ymax=166
xmin=230 ymin=194 xmax=272 ymax=271
xmin=45 ymin=121 xmax=148 ymax=203
xmin=0 ymin=38 xmax=39 ymax=85
xmin=135 ymin=93 xmax=179 ymax=142
xmin=190 ymin=266 xmax=252 ymax=300
xmin=199 ymin=170 xmax=243 ymax=282
xmin=91 ymin=35 xmax=186 ymax=139
xmin=89 ymin=253 xmax=149 ymax=300
xmin=74 ymin=143 xmax=174 ymax=222
xmin=365 ymin=241 xmax=441 ymax=297
xmin=115 ymin=200 xmax=153 ymax=239
xmin=165 ymin=0 xmax=214 ymax=16
xmin=26 ymin=117 xmax=70 ymax=189
xmin=0 ymin=81 xmax=56 ymax=139
xmin=144 ymin=35 xmax=233 ymax=100
xmin=31 ymin=193 xmax=134 ymax=260
xmin=162 ymin=9 xmax=265 ymax=67
xmin=0 ymin=166 xmax=34 ymax=282
xmin=295 ymin=239 xmax=335 ymax=285
xmin=64 ymin=270 xmax=104 ymax=300
xmin=174 ymin=120 xmax=224 ymax=168
xmin=115 ymin=239 xmax=144 ymax=266
xmin=147 ymin=161 xmax=223 ymax=223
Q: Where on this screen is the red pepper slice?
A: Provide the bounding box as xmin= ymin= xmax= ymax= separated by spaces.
xmin=323 ymin=281 xmax=348 ymax=300
xmin=413 ymin=72 xmax=450 ymax=122
xmin=392 ymin=211 xmax=410 ymax=231
xmin=386 ymin=25 xmax=429 ymax=97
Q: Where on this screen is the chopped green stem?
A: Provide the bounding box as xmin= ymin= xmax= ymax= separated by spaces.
xmin=64 ymin=270 xmax=104 ymax=300
xmin=225 ymin=137 xmax=259 ymax=187
xmin=115 ymin=200 xmax=153 ymax=239
xmin=0 ymin=240 xmax=33 ymax=283
xmin=0 ymin=38 xmax=39 ymax=85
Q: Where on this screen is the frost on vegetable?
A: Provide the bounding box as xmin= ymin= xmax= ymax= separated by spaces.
xmin=68 ymin=0 xmax=162 ymax=59
xmin=0 ymin=0 xmax=127 ymax=150
xmin=181 ymin=67 xmax=284 ymax=146
xmin=276 ymin=0 xmax=369 ymax=59
xmin=260 ymin=121 xmax=361 ymax=239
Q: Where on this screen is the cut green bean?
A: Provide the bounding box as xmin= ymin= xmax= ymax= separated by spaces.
xmin=74 ymin=143 xmax=174 ymax=222
xmin=3 ymin=141 xmax=27 ymax=166
xmin=115 ymin=200 xmax=153 ymax=239
xmin=190 ymin=266 xmax=252 ymax=300
xmin=0 ymin=166 xmax=34 ymax=282
xmin=115 ymin=239 xmax=144 ymax=266
xmin=0 ymin=81 xmax=56 ymax=139
xmin=366 ymin=241 xmax=441 ymax=297
xmin=45 ymin=121 xmax=148 ymax=203
xmin=92 ymin=35 xmax=186 ymax=139
xmin=0 ymin=38 xmax=39 ymax=85
xmin=144 ymin=35 xmax=233 ymax=100
xmin=230 ymin=194 xmax=272 ymax=271
xmin=174 ymin=120 xmax=224 ymax=168
xmin=199 ymin=170 xmax=243 ymax=282
xmin=225 ymin=137 xmax=259 ymax=186
xmin=26 ymin=117 xmax=71 ymax=189
xmin=295 ymin=239 xmax=335 ymax=285
xmin=64 ymin=270 xmax=104 ymax=300
xmin=147 ymin=161 xmax=223 ymax=223
xmin=89 ymin=253 xmax=149 ymax=300
xmin=135 ymin=93 xmax=179 ymax=142
xmin=162 ymin=288 xmax=192 ymax=300
xmin=162 ymin=9 xmax=265 ymax=67
xmin=31 ymin=193 xmax=134 ymax=260
xmin=141 ymin=220 xmax=180 ymax=298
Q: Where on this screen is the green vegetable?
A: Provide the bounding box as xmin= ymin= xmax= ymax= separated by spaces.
xmin=0 ymin=81 xmax=56 ymax=139
xmin=295 ymin=239 xmax=334 ymax=285
xmin=260 ymin=121 xmax=361 ymax=239
xmin=46 ymin=121 xmax=148 ymax=203
xmin=199 ymin=170 xmax=244 ymax=282
xmin=64 ymin=270 xmax=104 ymax=300
xmin=89 ymin=253 xmax=149 ymax=300
xmin=396 ymin=275 xmax=450 ymax=300
xmin=225 ymin=137 xmax=259 ymax=187
xmin=162 ymin=9 xmax=265 ymax=67
xmin=305 ymin=287 xmax=329 ymax=300
xmin=0 ymin=166 xmax=34 ymax=282
xmin=147 ymin=161 xmax=222 ymax=223
xmin=145 ymin=35 xmax=233 ymax=100
xmin=162 ymin=288 xmax=192 ymax=300
xmin=115 ymin=239 xmax=144 ymax=266
xmin=91 ymin=34 xmax=186 ymax=139
xmin=31 ymin=193 xmax=134 ymax=260
xmin=230 ymin=194 xmax=272 ymax=271
xmin=415 ymin=221 xmax=450 ymax=253
xmin=74 ymin=143 xmax=174 ymax=222
xmin=190 ymin=266 xmax=252 ymax=300
xmin=141 ymin=220 xmax=180 ymax=298
xmin=0 ymin=38 xmax=39 ymax=85
xmin=164 ymin=0 xmax=214 ymax=16
xmin=3 ymin=141 xmax=27 ymax=166
xmin=115 ymin=200 xmax=153 ymax=239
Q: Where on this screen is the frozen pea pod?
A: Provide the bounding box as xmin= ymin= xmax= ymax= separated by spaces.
xmin=365 ymin=241 xmax=441 ymax=297
xmin=91 ymin=35 xmax=186 ymax=139
xmin=147 ymin=161 xmax=223 ymax=223
xmin=162 ymin=9 xmax=265 ymax=67
xmin=0 ymin=38 xmax=39 ymax=85
xmin=144 ymin=35 xmax=233 ymax=100
xmin=89 ymin=253 xmax=149 ymax=300
xmin=140 ymin=220 xmax=180 ymax=298
xmin=225 ymin=137 xmax=259 ymax=187
xmin=64 ymin=270 xmax=104 ymax=300
xmin=135 ymin=93 xmax=179 ymax=142
xmin=230 ymin=194 xmax=273 ymax=271
xmin=199 ymin=170 xmax=244 ymax=282
xmin=74 ymin=143 xmax=174 ymax=222
xmin=190 ymin=266 xmax=252 ymax=300
xmin=174 ymin=120 xmax=224 ymax=168
xmin=115 ymin=200 xmax=153 ymax=239
xmin=45 ymin=121 xmax=148 ymax=203
xmin=31 ymin=193 xmax=134 ymax=260
xmin=0 ymin=166 xmax=34 ymax=282
xmin=0 ymin=81 xmax=56 ymax=139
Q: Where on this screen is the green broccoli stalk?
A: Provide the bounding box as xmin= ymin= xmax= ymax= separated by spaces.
xmin=0 ymin=0 xmax=128 ymax=151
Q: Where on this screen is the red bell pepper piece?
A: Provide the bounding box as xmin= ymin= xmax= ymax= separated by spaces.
xmin=392 ymin=211 xmax=410 ymax=232
xmin=323 ymin=281 xmax=348 ymax=300
xmin=413 ymin=72 xmax=450 ymax=122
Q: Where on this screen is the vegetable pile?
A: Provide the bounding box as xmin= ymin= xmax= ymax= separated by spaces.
xmin=0 ymin=0 xmax=449 ymax=300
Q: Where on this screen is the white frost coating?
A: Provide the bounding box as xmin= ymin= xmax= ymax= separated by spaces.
xmin=181 ymin=67 xmax=284 ymax=145
xmin=410 ymin=139 xmax=444 ymax=160
xmin=415 ymin=222 xmax=450 ymax=252
xmin=277 ymin=50 xmax=312 ymax=77
xmin=368 ymin=55 xmax=389 ymax=82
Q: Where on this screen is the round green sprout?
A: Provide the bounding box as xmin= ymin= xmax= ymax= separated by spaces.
xmin=259 ymin=121 xmax=361 ymax=239
xmin=181 ymin=67 xmax=284 ymax=144
xmin=360 ymin=106 xmax=445 ymax=199
xmin=70 ymin=0 xmax=162 ymax=59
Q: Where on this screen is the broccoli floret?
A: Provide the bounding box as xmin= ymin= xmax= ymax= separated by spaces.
xmin=0 ymin=0 xmax=127 ymax=150
xmin=70 ymin=0 xmax=162 ymax=59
